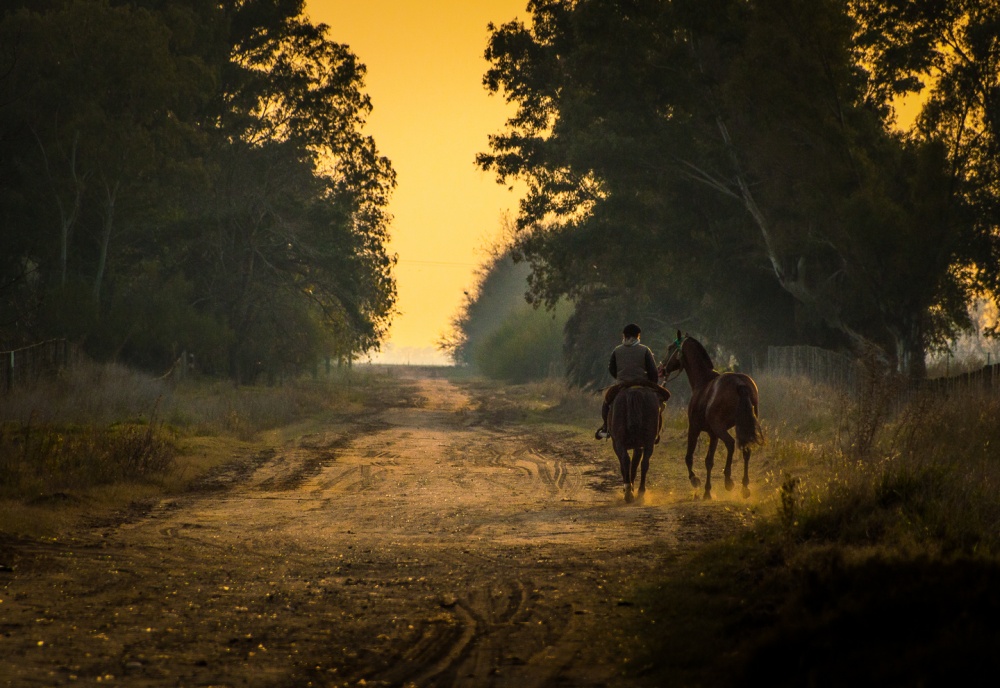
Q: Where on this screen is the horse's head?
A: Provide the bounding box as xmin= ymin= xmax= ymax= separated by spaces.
xmin=658 ymin=330 xmax=687 ymax=380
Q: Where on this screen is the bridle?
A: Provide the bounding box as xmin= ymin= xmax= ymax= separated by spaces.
xmin=659 ymin=337 xmax=686 ymax=384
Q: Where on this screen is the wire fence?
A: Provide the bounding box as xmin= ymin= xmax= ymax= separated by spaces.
xmin=1 ymin=339 xmax=78 ymax=394
xmin=921 ymin=362 xmax=1000 ymax=393
xmin=761 ymin=345 xmax=859 ymax=389
xmin=760 ymin=345 xmax=1000 ymax=395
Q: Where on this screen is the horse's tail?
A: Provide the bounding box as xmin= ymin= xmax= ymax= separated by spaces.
xmin=626 ymin=388 xmax=645 ymax=439
xmin=735 ymin=384 xmax=763 ymax=448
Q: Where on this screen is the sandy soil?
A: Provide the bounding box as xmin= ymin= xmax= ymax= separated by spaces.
xmin=0 ymin=370 xmax=742 ymax=687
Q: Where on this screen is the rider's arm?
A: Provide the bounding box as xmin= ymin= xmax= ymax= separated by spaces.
xmin=643 ymin=348 xmax=658 ymax=383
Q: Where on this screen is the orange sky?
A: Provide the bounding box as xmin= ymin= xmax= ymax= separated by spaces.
xmin=305 ymin=1 xmax=528 ymax=364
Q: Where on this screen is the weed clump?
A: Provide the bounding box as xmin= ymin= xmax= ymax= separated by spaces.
xmin=785 ymin=384 xmax=1000 ymax=557
xmin=0 ymin=416 xmax=175 ymax=497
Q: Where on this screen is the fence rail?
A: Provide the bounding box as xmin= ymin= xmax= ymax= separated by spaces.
xmin=1 ymin=339 xmax=78 ymax=393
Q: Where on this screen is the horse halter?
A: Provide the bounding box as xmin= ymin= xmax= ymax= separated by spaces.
xmin=660 ymin=337 xmax=686 ymax=383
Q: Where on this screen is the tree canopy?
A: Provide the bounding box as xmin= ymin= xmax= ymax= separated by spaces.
xmin=0 ymin=0 xmax=396 ymax=382
xmin=479 ymin=0 xmax=1000 ymax=384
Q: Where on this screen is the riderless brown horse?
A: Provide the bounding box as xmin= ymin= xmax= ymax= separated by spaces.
xmin=608 ymin=384 xmax=664 ymax=503
xmin=658 ymin=332 xmax=763 ymax=499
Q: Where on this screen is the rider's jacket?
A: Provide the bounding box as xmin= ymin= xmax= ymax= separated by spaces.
xmin=609 ymin=340 xmax=659 ymax=385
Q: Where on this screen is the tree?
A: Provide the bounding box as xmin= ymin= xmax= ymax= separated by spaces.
xmin=0 ymin=0 xmax=397 ymax=380
xmin=441 ymin=239 xmax=569 ymax=382
xmin=440 ymin=221 xmax=532 ymax=368
xmin=852 ymin=0 xmax=1000 ymax=354
xmin=479 ymin=0 xmax=1000 ymax=381
xmin=193 ymin=0 xmax=396 ymax=380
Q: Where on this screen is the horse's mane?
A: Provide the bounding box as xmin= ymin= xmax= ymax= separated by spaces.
xmin=683 ymin=336 xmax=715 ymax=372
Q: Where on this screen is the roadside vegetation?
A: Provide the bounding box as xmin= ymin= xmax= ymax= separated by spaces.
xmin=629 ymin=370 xmax=1000 ymax=687
xmin=0 ymin=361 xmax=399 ymax=538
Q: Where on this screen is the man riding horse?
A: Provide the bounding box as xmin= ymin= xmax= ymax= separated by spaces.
xmin=595 ymin=323 xmax=671 ymax=440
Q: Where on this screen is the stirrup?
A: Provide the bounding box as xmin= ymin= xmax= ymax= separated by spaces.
xmin=595 ymin=427 xmax=610 ymax=440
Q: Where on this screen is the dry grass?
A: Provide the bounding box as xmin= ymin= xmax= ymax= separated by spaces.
xmin=167 ymin=375 xmax=362 ymax=440
xmin=631 ymin=372 xmax=1000 ymax=687
xmin=5 ymin=359 xmax=176 ymax=423
xmin=789 ymin=384 xmax=1000 ymax=556
xmin=526 ymin=377 xmax=603 ymax=427
xmin=0 ymin=363 xmax=383 ymax=537
xmin=0 ymin=417 xmax=175 ymax=496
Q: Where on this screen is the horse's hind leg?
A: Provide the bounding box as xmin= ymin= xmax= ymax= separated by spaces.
xmin=629 ymin=448 xmax=641 ymax=485
xmin=615 ymin=442 xmax=634 ymax=503
xmin=637 ymin=446 xmax=652 ymax=498
xmin=741 ymin=446 xmax=751 ymax=499
xmin=718 ymin=429 xmax=736 ymax=492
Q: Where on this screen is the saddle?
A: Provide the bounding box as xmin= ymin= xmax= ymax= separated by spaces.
xmin=606 ymin=379 xmax=671 ymax=404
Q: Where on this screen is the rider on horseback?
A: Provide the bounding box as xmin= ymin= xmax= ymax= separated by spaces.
xmin=595 ymin=323 xmax=671 ymax=440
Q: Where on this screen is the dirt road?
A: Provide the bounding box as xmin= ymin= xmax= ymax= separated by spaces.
xmin=0 ymin=370 xmax=742 ymax=687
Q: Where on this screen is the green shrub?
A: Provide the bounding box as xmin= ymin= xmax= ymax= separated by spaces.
xmin=472 ymin=303 xmax=570 ymax=382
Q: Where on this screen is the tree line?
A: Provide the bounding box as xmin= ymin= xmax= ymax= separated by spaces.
xmin=0 ymin=0 xmax=396 ymax=383
xmin=471 ymin=0 xmax=1000 ymax=387
xmin=440 ymin=223 xmax=570 ymax=383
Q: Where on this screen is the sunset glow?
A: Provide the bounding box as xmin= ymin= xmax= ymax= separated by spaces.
xmin=306 ymin=1 xmax=527 ymax=364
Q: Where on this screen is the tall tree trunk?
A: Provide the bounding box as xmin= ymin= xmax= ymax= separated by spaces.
xmin=59 ymin=134 xmax=85 ymax=287
xmin=31 ymin=128 xmax=86 ymax=287
xmin=93 ymin=178 xmax=120 ymax=303
xmin=893 ymin=319 xmax=928 ymax=380
xmin=681 ymin=116 xmax=877 ymax=360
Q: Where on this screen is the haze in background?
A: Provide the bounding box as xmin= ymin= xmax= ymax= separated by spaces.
xmin=306 ymin=1 xmax=526 ymax=365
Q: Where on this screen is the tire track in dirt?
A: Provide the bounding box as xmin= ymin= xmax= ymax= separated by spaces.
xmin=0 ymin=370 xmax=746 ymax=688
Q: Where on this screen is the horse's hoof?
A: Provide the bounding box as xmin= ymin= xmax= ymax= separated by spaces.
xmin=742 ymin=485 xmax=751 ymax=499
xmin=703 ymin=489 xmax=713 ymax=500
xmin=724 ymin=477 xmax=735 ymax=491
xmin=689 ymin=476 xmax=701 ymax=488
xmin=624 ymin=490 xmax=634 ymax=503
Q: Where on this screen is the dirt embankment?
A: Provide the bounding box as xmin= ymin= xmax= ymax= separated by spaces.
xmin=0 ymin=370 xmax=741 ymax=687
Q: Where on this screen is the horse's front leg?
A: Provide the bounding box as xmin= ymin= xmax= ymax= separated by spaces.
xmin=703 ymin=435 xmax=719 ymax=500
xmin=684 ymin=427 xmax=700 ymax=489
xmin=741 ymin=446 xmax=751 ymax=499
